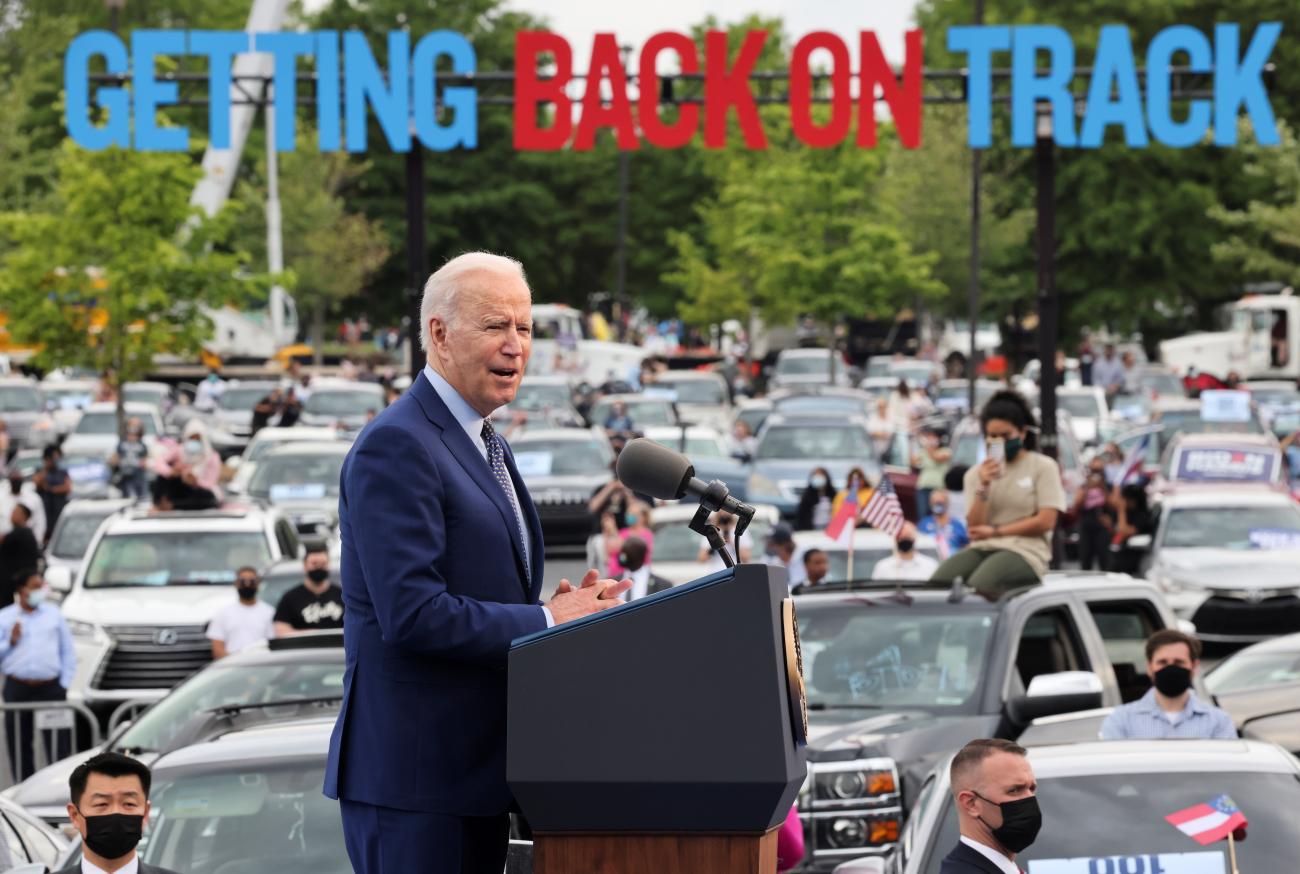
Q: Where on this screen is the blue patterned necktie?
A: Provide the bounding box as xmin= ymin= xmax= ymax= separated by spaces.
xmin=481 ymin=419 xmax=529 ymax=561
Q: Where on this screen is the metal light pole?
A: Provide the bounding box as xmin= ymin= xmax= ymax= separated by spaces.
xmin=405 ymin=136 xmax=427 ymax=382
xmin=105 ymin=0 xmax=124 ymax=34
xmin=1034 ymin=103 xmax=1058 ymax=462
xmin=966 ymin=0 xmax=984 ymax=412
xmin=615 ymin=44 xmax=633 ymax=304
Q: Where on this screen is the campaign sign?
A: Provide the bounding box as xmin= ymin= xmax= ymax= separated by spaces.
xmin=1176 ymin=448 xmax=1274 ymax=482
xmin=1029 ymin=850 xmax=1225 ymax=874
xmin=1199 ymin=390 xmax=1252 ymax=423
xmin=513 ymin=451 xmax=554 ymax=477
xmin=1247 ymin=527 xmax=1300 ymax=550
xmin=269 ymin=482 xmax=328 ymax=501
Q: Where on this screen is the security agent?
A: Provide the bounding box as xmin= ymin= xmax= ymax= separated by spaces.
xmin=56 ymin=751 xmax=180 ymax=874
xmin=1100 ymin=628 xmax=1236 ymax=740
xmin=939 ymin=738 xmax=1042 ymax=874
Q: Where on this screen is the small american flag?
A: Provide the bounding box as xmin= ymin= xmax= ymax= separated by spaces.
xmin=863 ymin=475 xmax=905 ymax=537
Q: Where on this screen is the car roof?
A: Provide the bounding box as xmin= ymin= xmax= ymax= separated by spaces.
xmin=762 ymin=413 xmax=870 ymax=428
xmin=770 ymin=387 xmax=870 ymax=401
xmin=1056 ymin=385 xmax=1104 ymax=396
xmin=310 ymin=379 xmax=383 ymax=392
xmin=1167 ymin=432 xmax=1279 ymax=450
xmin=1027 ymin=739 xmax=1298 ymax=778
xmin=520 ymin=374 xmax=575 ymax=386
xmin=643 ymin=425 xmax=724 ymax=441
xmin=249 ymin=427 xmax=339 ymax=442
xmin=653 ymin=371 xmax=724 ymax=382
xmin=0 ymin=377 xmax=38 ymax=386
xmin=124 ymin=381 xmax=169 ymax=391
xmin=100 ymin=505 xmax=278 ymax=533
xmin=1244 ymin=380 xmax=1296 ymax=391
xmin=151 ymin=716 xmax=336 ymax=771
xmin=224 ymin=379 xmax=279 ymax=389
xmin=1161 ymin=488 xmax=1295 ymax=508
xmin=222 ymin=637 xmax=345 ymax=665
xmin=777 ymin=347 xmax=831 ymax=357
xmin=58 ymin=497 xmax=135 ymax=516
xmin=512 ymin=428 xmax=606 ymax=442
xmin=596 ymin=393 xmax=670 ymax=405
xmin=1153 ymin=397 xmax=1210 ymax=412
xmin=651 ymin=503 xmax=781 ymax=524
xmin=261 ymin=441 xmax=351 ymax=458
xmin=82 ymin=402 xmax=158 ymax=415
xmin=1225 ymin=630 xmax=1300 ymax=654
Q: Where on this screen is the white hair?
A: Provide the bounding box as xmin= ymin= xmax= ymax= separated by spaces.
xmin=419 ymin=251 xmax=530 ymax=353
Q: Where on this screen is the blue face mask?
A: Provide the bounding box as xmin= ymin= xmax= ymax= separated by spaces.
xmin=25 ymin=588 xmax=45 ymax=608
xmin=625 ymin=513 xmax=638 ymax=528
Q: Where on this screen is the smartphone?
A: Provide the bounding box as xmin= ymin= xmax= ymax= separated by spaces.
xmin=987 ymin=437 xmax=1006 ymax=474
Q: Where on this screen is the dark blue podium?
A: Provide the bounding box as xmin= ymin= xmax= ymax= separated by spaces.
xmin=508 ymin=564 xmax=807 ymax=874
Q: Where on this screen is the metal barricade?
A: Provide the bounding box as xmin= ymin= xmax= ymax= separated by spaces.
xmin=107 ymin=699 xmax=154 ymax=738
xmin=0 ymin=700 xmax=102 ymax=791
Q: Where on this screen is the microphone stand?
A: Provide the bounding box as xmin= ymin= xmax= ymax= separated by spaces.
xmin=689 ymin=503 xmax=735 ymax=568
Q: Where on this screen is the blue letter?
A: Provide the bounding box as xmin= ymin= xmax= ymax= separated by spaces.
xmin=65 ymin=31 xmax=129 ymax=150
xmin=1079 ymin=26 xmax=1146 ymax=147
xmin=317 ymin=31 xmax=341 ymax=151
xmin=1147 ymin=25 xmax=1212 ymax=148
xmin=1010 ymin=25 xmax=1076 ymax=147
xmin=190 ymin=31 xmax=248 ymax=149
xmin=255 ymin=32 xmax=316 ymax=151
xmin=948 ymin=26 xmax=1010 ymax=148
xmin=132 ymin=30 xmax=188 ymax=150
xmin=1214 ymin=22 xmax=1281 ymax=146
xmin=411 ymin=31 xmax=477 ymax=151
xmin=344 ymin=31 xmax=411 ymax=152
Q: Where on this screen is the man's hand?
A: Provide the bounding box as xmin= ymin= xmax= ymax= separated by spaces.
xmin=10 ymin=622 xmax=20 ymax=646
xmin=548 ymin=569 xmax=632 ymax=624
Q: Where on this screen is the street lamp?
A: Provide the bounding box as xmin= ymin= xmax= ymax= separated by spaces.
xmin=105 ymin=0 xmax=125 ymax=35
xmin=1034 ymin=101 xmax=1058 ymax=462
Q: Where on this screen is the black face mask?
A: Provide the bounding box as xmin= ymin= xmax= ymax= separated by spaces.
xmin=237 ymin=585 xmax=259 ymax=601
xmin=1153 ymin=664 xmax=1192 ymax=697
xmin=897 ymin=539 xmax=915 ymax=553
xmin=8 ymin=479 xmax=19 ymax=496
xmin=974 ymin=792 xmax=1042 ymax=853
xmin=79 ymin=811 xmax=144 ymax=860
xmin=306 ymin=568 xmax=330 ymax=584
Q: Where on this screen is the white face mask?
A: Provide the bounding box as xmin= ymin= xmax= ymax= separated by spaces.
xmin=185 ymin=439 xmax=203 ymax=454
xmin=25 ymin=588 xmax=46 ymax=608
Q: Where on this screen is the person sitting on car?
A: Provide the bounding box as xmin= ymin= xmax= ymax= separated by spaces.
xmin=1100 ymin=629 xmax=1236 ymax=741
xmin=150 ymin=419 xmax=221 ymax=511
xmin=930 ymin=391 xmax=1065 ymax=596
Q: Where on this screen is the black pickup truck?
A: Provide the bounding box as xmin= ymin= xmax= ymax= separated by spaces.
xmin=791 ymin=571 xmax=1181 ymax=873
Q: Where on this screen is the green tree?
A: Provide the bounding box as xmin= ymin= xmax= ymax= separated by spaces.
xmin=1212 ymin=121 xmax=1300 ymax=288
xmin=234 ymin=135 xmax=391 ymax=363
xmin=0 ymin=143 xmax=263 ymax=426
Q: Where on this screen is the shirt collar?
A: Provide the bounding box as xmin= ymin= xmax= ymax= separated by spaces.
xmin=960 ymin=835 xmax=1019 ymax=874
xmin=82 ymin=854 xmax=139 ymax=874
xmin=1135 ymin=687 xmax=1210 ymax=716
xmin=423 ymin=364 xmax=490 ymax=433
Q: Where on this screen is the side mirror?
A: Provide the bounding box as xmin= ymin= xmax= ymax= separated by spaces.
xmin=833 ymin=858 xmax=887 ymax=874
xmin=1006 ymin=670 xmax=1104 ymax=725
xmin=46 ymin=566 xmax=73 ymax=594
xmin=1126 ymin=534 xmax=1152 ymax=551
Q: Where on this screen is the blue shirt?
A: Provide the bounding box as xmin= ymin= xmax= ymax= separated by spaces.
xmin=1099 ymin=688 xmax=1237 ymax=740
xmin=0 ymin=603 xmax=76 ymax=689
xmin=918 ymin=515 xmax=969 ymax=555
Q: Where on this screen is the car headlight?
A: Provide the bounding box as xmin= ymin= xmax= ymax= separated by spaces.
xmin=811 ymin=758 xmax=900 ymax=807
xmin=747 ymin=472 xmax=779 ymax=497
xmin=812 ymin=812 xmax=901 ymax=851
xmin=67 ymin=620 xmax=102 ymax=642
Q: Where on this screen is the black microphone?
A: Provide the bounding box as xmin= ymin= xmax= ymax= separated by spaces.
xmin=616 ymin=438 xmax=756 ymax=524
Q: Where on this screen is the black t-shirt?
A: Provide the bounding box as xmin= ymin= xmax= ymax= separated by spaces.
xmin=273 ymin=583 xmax=344 ymax=631
xmin=0 ymin=526 xmax=39 ymax=603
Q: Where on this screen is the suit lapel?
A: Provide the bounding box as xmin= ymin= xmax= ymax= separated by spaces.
xmin=411 ymin=374 xmax=531 ymax=588
xmin=953 ymin=840 xmax=1015 ymax=874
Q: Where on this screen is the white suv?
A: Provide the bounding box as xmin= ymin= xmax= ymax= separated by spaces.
xmin=45 ymin=504 xmax=305 ymax=711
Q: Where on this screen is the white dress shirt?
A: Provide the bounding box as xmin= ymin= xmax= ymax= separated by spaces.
xmin=82 ymin=855 xmax=139 ymax=874
xmin=624 ymin=565 xmax=652 ymax=601
xmin=423 ymin=366 xmax=550 ymax=626
xmin=960 ymin=836 xmax=1020 ymax=874
xmin=871 ymin=552 xmax=940 ymax=581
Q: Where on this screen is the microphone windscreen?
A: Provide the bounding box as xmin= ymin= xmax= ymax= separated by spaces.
xmin=616 ymin=438 xmax=694 ymax=500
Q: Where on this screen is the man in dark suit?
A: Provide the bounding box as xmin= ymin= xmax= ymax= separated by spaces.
xmin=56 ymin=751 xmax=180 ymax=874
xmin=324 ymin=252 xmax=630 ymax=874
xmin=938 ymin=738 xmax=1043 ymax=874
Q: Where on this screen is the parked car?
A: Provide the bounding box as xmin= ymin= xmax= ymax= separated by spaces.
xmin=886 ymin=740 xmax=1300 ymax=874
xmin=0 ymin=377 xmax=57 ymax=450
xmin=1055 ymin=385 xmax=1110 ymax=446
xmin=1152 ymin=432 xmax=1286 ymax=497
xmin=4 ymin=634 xmax=344 ymax=827
xmin=1207 ymin=631 xmax=1300 ymax=694
xmin=771 ymin=348 xmax=852 ymax=390
xmin=39 ymin=377 xmax=97 ymax=439
xmin=929 ymin=379 xmax=1003 ymax=416
xmin=789 ymin=571 xmax=1182 ymax=871
xmin=493 ymin=374 xmax=583 ymax=430
xmin=226 ymin=426 xmax=342 ymax=496
xmin=648 ymin=503 xmax=780 ymax=585
xmin=42 ymin=498 xmax=134 ymax=584
xmin=61 ymin=402 xmax=163 ymax=459
xmin=791 ymin=528 xmax=939 ymax=582
xmin=244 ymin=441 xmax=349 ymax=537
xmin=732 ymin=397 xmax=773 ymax=438
xmin=769 ymin=388 xmax=877 ymax=421
xmin=642 ymin=425 xmax=749 ymax=501
xmin=745 ymin=414 xmax=880 ymax=519
xmin=47 ymin=503 xmax=305 ymax=713
xmin=299 ymin=379 xmax=386 ymax=433
xmin=1136 ymin=364 xmax=1186 ymax=400
xmin=510 ymin=428 xmax=616 ymax=547
xmin=121 ymin=381 xmax=173 ymax=418
xmin=205 ymin=379 xmax=281 ymax=457
xmin=1138 ymin=487 xmax=1300 ymax=645
xmin=588 ymin=393 xmax=680 ymax=431
xmin=646 ymin=370 xmax=733 ymax=430
xmin=0 ymin=794 xmax=68 ymax=869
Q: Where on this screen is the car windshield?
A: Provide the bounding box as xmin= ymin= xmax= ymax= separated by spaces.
xmin=44 ymin=386 xmax=94 ymax=408
xmin=116 ymin=660 xmax=343 ymax=753
xmin=593 ymin=400 xmax=674 ymax=426
xmin=1058 ymin=394 xmax=1102 ymax=419
xmin=776 ymin=355 xmax=830 ymax=376
xmin=85 ymin=532 xmax=272 ymax=587
xmin=511 ymin=439 xmax=609 ymax=476
xmin=798 ymin=603 xmax=994 ymax=711
xmin=143 ymin=761 xmax=348 ymax=873
xmin=1251 ymin=388 xmax=1299 ymax=406
xmin=774 ymin=395 xmax=869 ymax=416
xmin=1162 ymin=505 xmax=1300 ymax=550
xmin=736 ymin=407 xmax=770 ymax=435
xmin=651 ymin=435 xmax=729 ymax=459
xmin=1207 ymin=649 xmax=1300 ymax=693
xmin=755 ymin=425 xmax=875 ymax=460
xmin=657 ymin=380 xmax=726 ymax=405
xmin=1141 ymin=372 xmax=1185 ymax=396
xmin=892 ymin=365 xmax=934 ymax=386
xmin=75 ymin=412 xmax=157 ymax=436
xmin=304 ymin=390 xmax=380 ymax=417
xmin=511 ymin=383 xmax=572 ymax=412
xmin=247 ymin=453 xmax=346 ymax=499
xmin=0 ymin=386 xmax=40 ymax=412
xmin=922 ymin=772 xmax=1300 ymax=874
xmin=219 ymin=387 xmax=273 ymax=411
xmin=652 ymin=518 xmax=774 ymax=562
xmin=1157 ymin=409 xmax=1264 ymax=450
xmin=246 ymin=436 xmax=332 ymax=463
xmin=49 ymin=511 xmax=116 ymax=559
xmin=123 ymin=387 xmax=167 ymax=406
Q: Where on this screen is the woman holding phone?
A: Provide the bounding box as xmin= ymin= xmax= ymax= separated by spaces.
xmin=930 ymin=390 xmax=1066 ymax=594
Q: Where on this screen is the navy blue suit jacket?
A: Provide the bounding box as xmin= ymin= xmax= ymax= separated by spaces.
xmin=324 ymin=372 xmax=547 ymax=815
xmin=939 ymin=841 xmax=1016 ymax=874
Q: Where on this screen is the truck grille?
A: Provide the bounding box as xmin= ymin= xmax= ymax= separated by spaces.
xmin=1192 ymin=595 xmax=1300 ymax=639
xmin=93 ymin=625 xmax=212 ymax=691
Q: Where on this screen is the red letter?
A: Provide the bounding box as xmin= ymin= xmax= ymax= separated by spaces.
xmin=639 ymin=32 xmax=699 ymax=149
xmin=858 ymin=30 xmax=923 ymax=148
xmin=704 ymin=30 xmax=768 ymax=149
xmin=514 ymin=31 xmax=572 ymax=151
xmin=573 ymin=33 xmax=639 ymax=150
xmin=790 ymin=32 xmax=852 ymax=148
